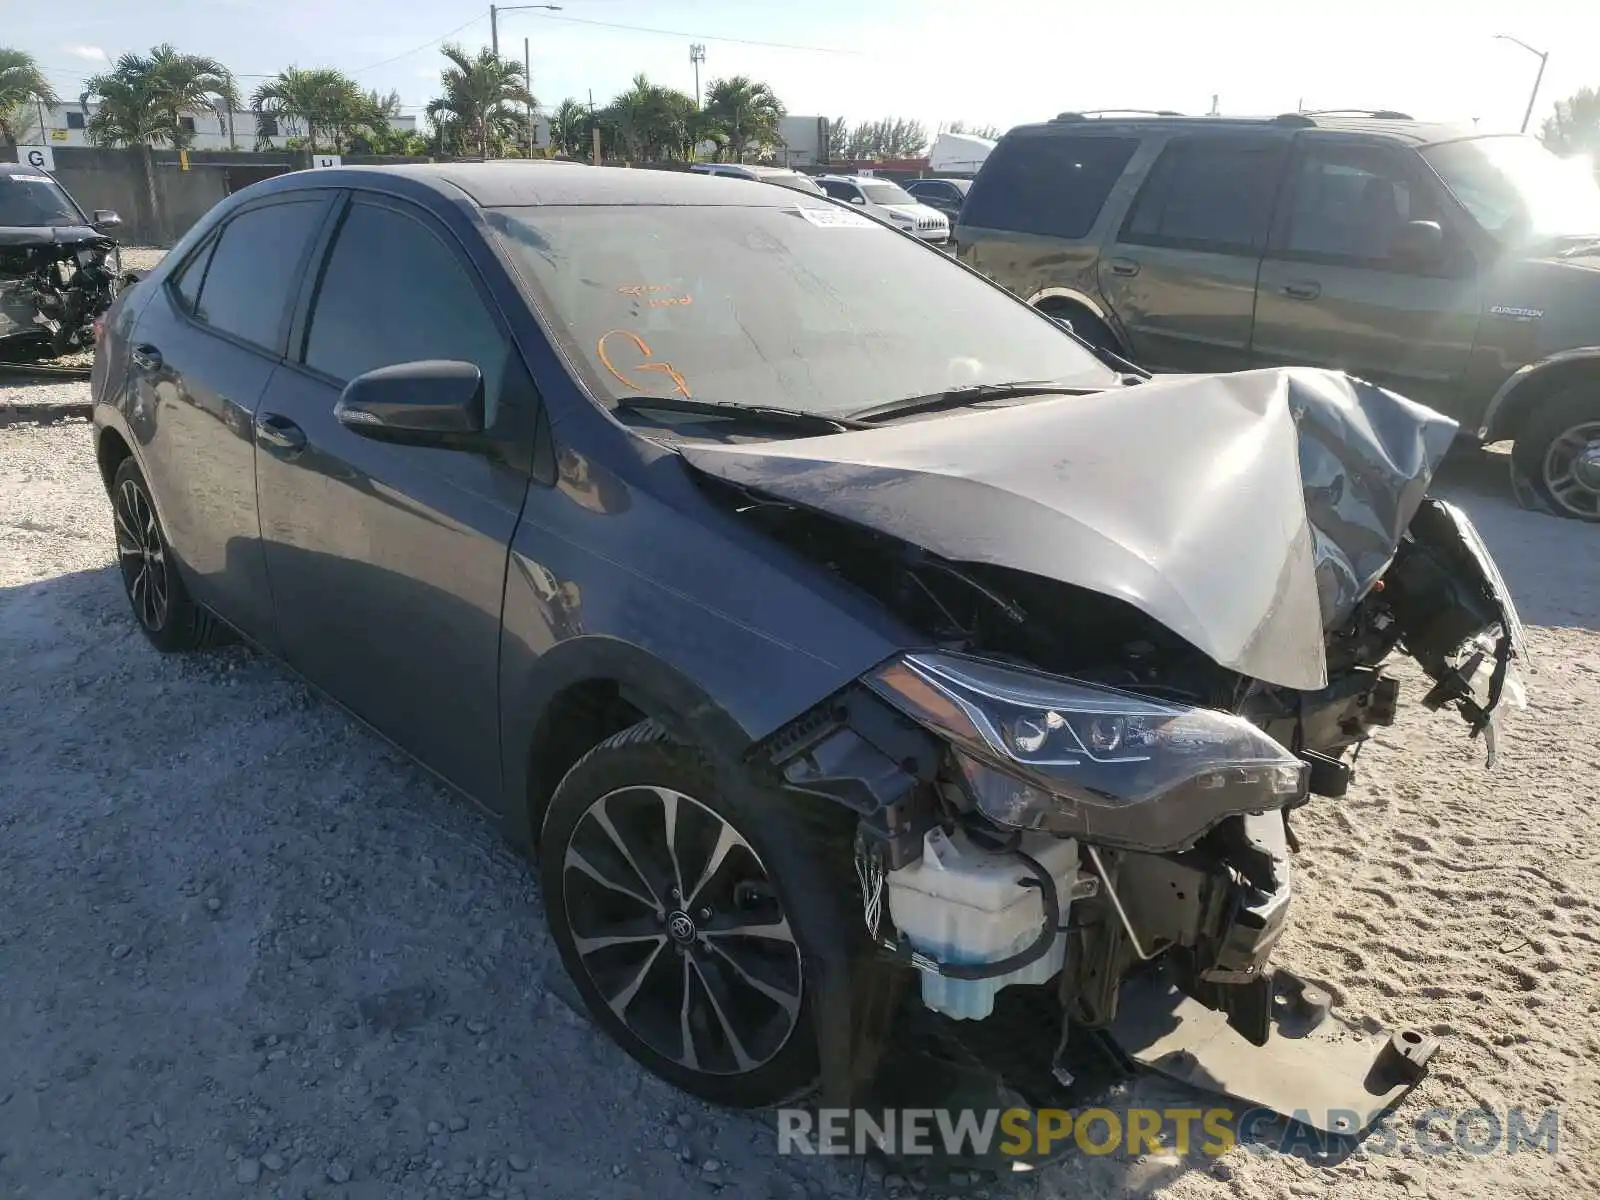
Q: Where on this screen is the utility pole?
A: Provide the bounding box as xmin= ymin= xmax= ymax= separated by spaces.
xmin=1494 ymin=34 xmax=1549 ymax=133
xmin=690 ymin=43 xmax=706 ymax=109
xmin=524 ymin=37 xmax=535 ymax=155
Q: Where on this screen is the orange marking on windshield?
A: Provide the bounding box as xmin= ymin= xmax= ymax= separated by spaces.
xmin=617 ymin=284 xmax=693 ymax=308
xmin=596 ymin=328 xmax=693 ymax=398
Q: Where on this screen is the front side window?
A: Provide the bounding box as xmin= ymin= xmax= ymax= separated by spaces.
xmin=960 ymin=135 xmax=1140 ymax=238
xmin=0 ymin=171 xmax=82 ymax=227
xmin=303 ymin=200 xmax=509 ymax=420
xmin=1122 ymin=138 xmax=1285 ymax=253
xmin=818 ymin=180 xmax=858 ymax=201
xmin=1423 ymin=134 xmax=1600 ymax=244
xmin=488 ymin=202 xmax=1117 ymax=425
xmin=1278 ymin=146 xmax=1434 ymax=265
xmin=192 ymin=198 xmax=327 ymax=351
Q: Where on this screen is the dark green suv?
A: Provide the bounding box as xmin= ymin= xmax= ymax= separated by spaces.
xmin=958 ymin=110 xmax=1600 ymax=521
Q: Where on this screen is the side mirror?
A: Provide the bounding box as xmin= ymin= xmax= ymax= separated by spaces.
xmin=1390 ymin=219 xmax=1444 ymax=263
xmin=334 ymin=360 xmax=485 ymax=448
xmin=92 ymin=209 xmax=123 ymax=231
xmin=849 ymin=195 xmax=866 ymax=205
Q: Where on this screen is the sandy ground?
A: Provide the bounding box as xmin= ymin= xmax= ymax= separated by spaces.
xmin=1 ymin=379 xmax=1597 ymax=1200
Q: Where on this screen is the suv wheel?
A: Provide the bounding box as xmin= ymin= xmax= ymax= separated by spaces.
xmin=1041 ymin=303 xmax=1120 ymax=356
xmin=1512 ymin=387 xmax=1600 ymax=522
xmin=539 ymin=720 xmax=867 ymax=1108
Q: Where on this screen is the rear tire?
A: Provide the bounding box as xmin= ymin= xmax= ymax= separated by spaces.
xmin=539 ymin=719 xmax=872 ymax=1108
xmin=1040 ymin=302 xmax=1122 ymax=356
xmin=1510 ymin=387 xmax=1600 ymax=523
xmin=110 ymin=458 xmax=223 ymax=651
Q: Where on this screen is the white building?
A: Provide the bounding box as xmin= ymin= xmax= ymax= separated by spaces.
xmin=32 ymin=102 xmax=418 ymax=151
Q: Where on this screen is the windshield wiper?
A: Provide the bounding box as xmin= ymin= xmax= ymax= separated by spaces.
xmin=611 ymin=395 xmax=871 ymax=435
xmin=848 ymin=380 xmax=1112 ymax=425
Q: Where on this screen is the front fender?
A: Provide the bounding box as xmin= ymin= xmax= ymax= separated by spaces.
xmin=1478 ymin=346 xmax=1600 ymax=442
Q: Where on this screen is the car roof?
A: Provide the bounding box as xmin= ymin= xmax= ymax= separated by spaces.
xmin=251 ymin=162 xmax=823 ymax=208
xmin=1005 ymin=111 xmax=1474 ymax=148
xmin=1 ymin=162 xmax=58 ymax=177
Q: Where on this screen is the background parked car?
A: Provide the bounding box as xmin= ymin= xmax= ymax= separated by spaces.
xmin=957 ymin=111 xmax=1600 ymax=522
xmin=687 ymin=163 xmax=826 ymax=196
xmin=814 ymin=174 xmax=950 ymax=243
xmin=904 ymin=176 xmax=971 ymax=221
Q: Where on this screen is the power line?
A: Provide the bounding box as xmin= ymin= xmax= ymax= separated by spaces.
xmin=349 ymin=15 xmax=488 ymax=73
xmin=521 ymin=12 xmax=860 ymax=55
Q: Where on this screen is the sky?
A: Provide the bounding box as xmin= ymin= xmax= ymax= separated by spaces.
xmin=8 ymin=0 xmax=1599 ymax=139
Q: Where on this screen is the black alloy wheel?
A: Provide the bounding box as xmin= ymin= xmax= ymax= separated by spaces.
xmin=108 ymin=457 xmax=221 ymax=651
xmin=540 ymin=720 xmax=871 ymax=1108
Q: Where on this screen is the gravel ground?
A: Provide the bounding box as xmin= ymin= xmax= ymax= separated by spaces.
xmin=2 ymin=387 xmax=1598 ymax=1200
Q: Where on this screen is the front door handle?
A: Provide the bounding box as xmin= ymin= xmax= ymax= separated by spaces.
xmin=1280 ymin=280 xmax=1322 ymax=300
xmin=1108 ymin=257 xmax=1141 ymax=277
xmin=130 ymin=343 xmax=162 ymax=371
xmin=255 ymin=412 xmax=306 ymax=455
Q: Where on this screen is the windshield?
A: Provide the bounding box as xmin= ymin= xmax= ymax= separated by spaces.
xmin=0 ymin=172 xmax=83 ymax=228
xmin=860 ymin=181 xmax=914 ymax=205
xmin=488 ymin=202 xmax=1115 ymax=421
xmin=1422 ymin=135 xmax=1600 ymax=243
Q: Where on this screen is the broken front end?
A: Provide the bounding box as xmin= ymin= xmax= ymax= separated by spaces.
xmin=726 ymin=371 xmax=1530 ymax=1148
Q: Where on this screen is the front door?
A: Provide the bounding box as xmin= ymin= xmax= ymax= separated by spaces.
xmin=253 ymin=193 xmax=539 ymax=804
xmin=125 ymin=194 xmax=331 ymax=645
xmin=1250 ymin=137 xmax=1483 ymax=418
xmin=1098 ymin=134 xmax=1288 ymax=373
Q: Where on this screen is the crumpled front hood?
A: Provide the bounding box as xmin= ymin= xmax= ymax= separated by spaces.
xmin=679 ymin=367 xmax=1459 ymax=691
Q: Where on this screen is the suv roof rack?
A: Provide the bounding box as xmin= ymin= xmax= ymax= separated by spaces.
xmin=1052 ymin=109 xmax=1186 ymax=121
xmin=1300 ymin=108 xmax=1415 ymax=120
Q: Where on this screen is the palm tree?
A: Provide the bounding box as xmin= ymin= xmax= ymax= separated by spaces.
xmin=0 ymin=48 xmax=60 ymax=146
xmin=82 ymin=53 xmax=164 ymax=147
xmin=144 ymin=44 xmax=239 ymax=150
xmin=703 ymin=76 xmax=784 ymax=163
xmin=548 ymin=97 xmax=589 ymax=157
xmin=425 ymin=44 xmax=534 ymax=159
xmin=250 ymin=67 xmax=366 ymax=153
xmin=82 ymin=44 xmax=238 ymax=149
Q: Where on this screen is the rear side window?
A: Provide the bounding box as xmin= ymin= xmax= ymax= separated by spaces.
xmin=302 ymin=199 xmax=510 ymax=421
xmin=168 ymin=234 xmax=215 ymax=314
xmin=961 ymin=135 xmax=1139 ymax=237
xmin=1121 ymin=138 xmax=1286 ymax=253
xmin=192 ymin=199 xmax=328 ymax=352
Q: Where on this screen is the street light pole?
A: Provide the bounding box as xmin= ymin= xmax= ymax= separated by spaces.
xmin=492 ymin=3 xmax=562 ymax=61
xmin=1494 ymin=33 xmax=1550 ymax=133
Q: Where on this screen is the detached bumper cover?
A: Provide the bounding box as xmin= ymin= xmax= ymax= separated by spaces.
xmin=1111 ymin=964 xmax=1438 ymax=1136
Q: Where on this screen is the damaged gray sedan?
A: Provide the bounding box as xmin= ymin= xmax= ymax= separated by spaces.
xmin=91 ymin=165 xmax=1528 ymax=1149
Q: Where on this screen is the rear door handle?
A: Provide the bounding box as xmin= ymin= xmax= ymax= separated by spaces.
xmin=1108 ymin=257 xmax=1141 ymax=277
xmin=1280 ymin=280 xmax=1322 ymax=300
xmin=255 ymin=412 xmax=307 ymax=455
xmin=130 ymin=343 xmax=162 ymax=371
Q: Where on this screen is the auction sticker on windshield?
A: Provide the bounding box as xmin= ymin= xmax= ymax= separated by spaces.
xmin=793 ymin=206 xmax=875 ymax=229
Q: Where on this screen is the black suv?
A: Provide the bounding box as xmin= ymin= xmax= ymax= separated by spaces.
xmin=957 ymin=110 xmax=1600 ymax=521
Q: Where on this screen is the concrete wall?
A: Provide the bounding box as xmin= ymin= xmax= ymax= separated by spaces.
xmin=1 ymin=147 xmax=312 ymax=246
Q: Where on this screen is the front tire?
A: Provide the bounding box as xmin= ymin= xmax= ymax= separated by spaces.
xmin=539 ymin=720 xmax=865 ymax=1108
xmin=1511 ymin=387 xmax=1600 ymax=522
xmin=110 ymin=458 xmax=221 ymax=651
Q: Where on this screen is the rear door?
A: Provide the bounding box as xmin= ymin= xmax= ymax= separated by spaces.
xmin=124 ymin=193 xmax=332 ymax=646
xmin=1250 ymin=136 xmax=1483 ymax=415
xmin=1098 ymin=134 xmax=1289 ymax=372
xmin=253 ymin=191 xmax=540 ymax=803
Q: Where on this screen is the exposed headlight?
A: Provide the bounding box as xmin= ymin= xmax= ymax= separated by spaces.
xmin=867 ymin=652 xmax=1307 ymax=851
